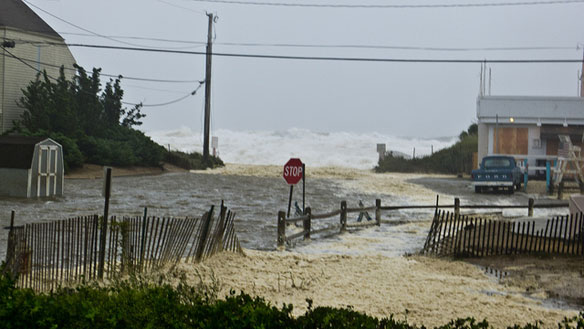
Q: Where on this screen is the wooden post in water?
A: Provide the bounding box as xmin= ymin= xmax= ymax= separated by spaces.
xmin=303 ymin=207 xmax=311 ymax=240
xmin=454 ymin=198 xmax=460 ymax=218
xmin=4 ymin=211 xmax=16 ymax=277
xmin=139 ymin=207 xmax=148 ymax=271
xmin=287 ymin=185 xmax=294 ymax=218
xmin=340 ymin=201 xmax=347 ymax=233
xmin=375 ymin=199 xmax=381 ymax=226
xmin=277 ymin=211 xmax=286 ymax=249
xmin=528 ymin=198 xmax=534 ymax=217
xmin=98 ymin=168 xmax=112 ymax=279
xmin=195 ymin=206 xmax=214 ymax=262
xmin=6 ymin=210 xmax=15 ymax=262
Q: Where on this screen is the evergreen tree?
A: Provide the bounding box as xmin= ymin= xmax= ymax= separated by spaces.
xmin=14 ymin=65 xmax=162 ymax=170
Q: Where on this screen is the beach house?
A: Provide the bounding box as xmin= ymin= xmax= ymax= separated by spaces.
xmin=476 ymin=95 xmax=584 ymax=174
xmin=0 ymin=0 xmax=76 ymax=134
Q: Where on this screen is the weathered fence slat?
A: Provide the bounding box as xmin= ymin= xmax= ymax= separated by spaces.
xmin=576 ymin=213 xmax=584 ymax=256
xmin=528 ymin=221 xmax=535 ymax=254
xmin=5 ymin=204 xmax=243 ymax=292
xmin=422 ymin=210 xmax=584 ymax=258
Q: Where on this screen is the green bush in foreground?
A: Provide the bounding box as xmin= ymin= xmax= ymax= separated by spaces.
xmin=0 ymin=269 xmax=582 ymax=329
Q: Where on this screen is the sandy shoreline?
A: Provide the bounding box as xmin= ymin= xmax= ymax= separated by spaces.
xmin=65 ymin=163 xmax=187 ymax=179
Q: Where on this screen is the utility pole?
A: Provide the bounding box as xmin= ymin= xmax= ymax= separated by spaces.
xmin=203 ymin=13 xmax=214 ymax=161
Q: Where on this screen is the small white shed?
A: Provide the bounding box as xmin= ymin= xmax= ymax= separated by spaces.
xmin=0 ymin=136 xmax=64 ymax=197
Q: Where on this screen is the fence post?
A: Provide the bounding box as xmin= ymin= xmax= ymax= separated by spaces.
xmin=546 ymin=161 xmax=551 ymax=193
xmin=528 ymin=198 xmax=534 ymax=217
xmin=454 ymin=198 xmax=460 ymax=218
xmin=98 ymin=167 xmax=112 ymax=280
xmin=340 ymin=201 xmax=347 ymax=232
xmin=4 ymin=210 xmax=15 ymax=268
xmin=277 ymin=211 xmax=286 ymax=249
xmin=195 ymin=206 xmax=214 ymax=262
xmin=375 ymin=199 xmax=381 ymax=226
xmin=523 ymin=159 xmax=528 ymax=192
xmin=139 ymin=207 xmax=148 ymax=271
xmin=303 ymin=207 xmax=311 ymax=240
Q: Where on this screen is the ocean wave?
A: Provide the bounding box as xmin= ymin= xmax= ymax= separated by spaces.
xmin=146 ymin=127 xmax=457 ymax=169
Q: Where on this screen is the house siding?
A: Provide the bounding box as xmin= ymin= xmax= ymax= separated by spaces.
xmin=0 ymin=27 xmax=76 ymax=133
xmin=0 ymin=29 xmax=6 ymax=133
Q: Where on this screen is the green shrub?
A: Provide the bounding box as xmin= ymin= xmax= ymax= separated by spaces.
xmin=376 ymin=125 xmax=477 ymax=175
xmin=1 ymin=267 xmax=581 ymax=329
xmin=165 ymin=150 xmax=224 ymax=170
xmin=11 ymin=65 xmax=211 ymax=171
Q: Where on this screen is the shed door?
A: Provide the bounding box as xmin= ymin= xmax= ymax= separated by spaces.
xmin=37 ymin=146 xmax=58 ymax=197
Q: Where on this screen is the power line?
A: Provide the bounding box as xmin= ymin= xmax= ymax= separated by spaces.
xmin=157 ymin=0 xmax=207 ymax=15
xmin=1 ymin=45 xmax=203 ymax=107
xmin=57 ymin=32 xmax=207 ymax=46
xmin=54 ymin=42 xmax=584 ymax=64
xmin=187 ymin=0 xmax=584 ymax=8
xmin=22 ymin=0 xmax=147 ymax=48
xmin=22 ymin=0 xmax=202 ymax=50
xmin=128 ymin=81 xmax=205 ymax=107
xmin=50 ymin=34 xmax=578 ymax=52
xmin=0 ymin=49 xmax=199 ymax=83
xmin=215 ymin=42 xmax=577 ymax=52
xmin=124 ymin=84 xmax=192 ymax=94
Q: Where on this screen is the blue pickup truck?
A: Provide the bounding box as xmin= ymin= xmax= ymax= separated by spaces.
xmin=471 ymin=155 xmax=523 ymax=194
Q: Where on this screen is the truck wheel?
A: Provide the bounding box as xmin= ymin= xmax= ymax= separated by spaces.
xmin=515 ymin=182 xmax=521 ymax=191
xmin=508 ymin=187 xmax=515 ymax=194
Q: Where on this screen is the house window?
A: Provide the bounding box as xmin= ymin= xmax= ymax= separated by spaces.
xmin=532 ymin=139 xmax=541 ymax=149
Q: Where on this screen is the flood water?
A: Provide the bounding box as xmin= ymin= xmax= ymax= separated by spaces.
xmin=0 ymin=171 xmax=402 ymax=258
xmin=0 ymin=171 xmax=569 ymax=259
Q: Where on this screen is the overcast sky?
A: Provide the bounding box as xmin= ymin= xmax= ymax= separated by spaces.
xmin=25 ymin=0 xmax=584 ymax=138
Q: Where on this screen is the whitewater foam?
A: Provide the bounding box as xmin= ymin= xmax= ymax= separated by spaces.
xmin=147 ymin=127 xmax=457 ymax=169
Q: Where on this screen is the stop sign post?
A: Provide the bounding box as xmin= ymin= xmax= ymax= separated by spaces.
xmin=283 ymin=158 xmax=305 ymax=218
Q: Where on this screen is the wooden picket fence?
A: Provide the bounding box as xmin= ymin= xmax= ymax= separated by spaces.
xmin=423 ymin=210 xmax=584 ymax=257
xmin=278 ymin=196 xmax=569 ymax=250
xmin=3 ymin=204 xmax=242 ymax=291
xmin=277 ymin=200 xmax=382 ymax=249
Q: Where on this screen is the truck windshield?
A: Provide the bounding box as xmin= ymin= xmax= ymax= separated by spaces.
xmin=484 ymin=158 xmax=512 ymax=168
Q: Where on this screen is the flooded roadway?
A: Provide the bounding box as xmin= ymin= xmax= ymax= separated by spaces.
xmin=0 ymin=169 xmax=568 ymax=259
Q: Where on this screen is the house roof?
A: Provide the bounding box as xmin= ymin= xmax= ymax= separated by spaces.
xmin=0 ymin=136 xmax=46 ymax=169
xmin=0 ymin=0 xmax=62 ymax=40
xmin=477 ymin=95 xmax=584 ymax=126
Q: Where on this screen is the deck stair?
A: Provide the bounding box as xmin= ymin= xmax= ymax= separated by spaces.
xmin=552 ymin=135 xmax=584 ymax=196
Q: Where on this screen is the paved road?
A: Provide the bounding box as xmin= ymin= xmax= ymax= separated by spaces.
xmin=407 ymin=176 xmax=566 ymax=214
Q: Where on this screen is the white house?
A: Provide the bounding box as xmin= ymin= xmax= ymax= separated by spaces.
xmin=477 ymin=95 xmax=584 ymax=173
xmin=0 ymin=0 xmax=76 ymax=134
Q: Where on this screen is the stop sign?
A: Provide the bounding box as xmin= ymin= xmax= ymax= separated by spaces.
xmin=283 ymin=158 xmax=303 ymax=185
